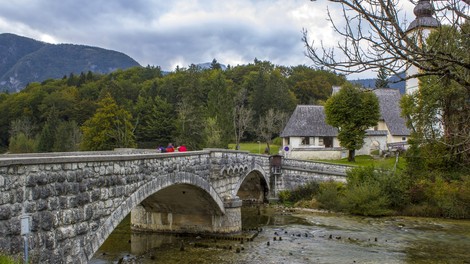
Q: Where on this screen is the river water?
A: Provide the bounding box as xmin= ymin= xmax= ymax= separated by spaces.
xmin=90 ymin=206 xmax=470 ymax=263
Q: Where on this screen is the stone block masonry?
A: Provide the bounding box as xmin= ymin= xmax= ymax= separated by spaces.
xmin=0 ymin=149 xmax=348 ymax=263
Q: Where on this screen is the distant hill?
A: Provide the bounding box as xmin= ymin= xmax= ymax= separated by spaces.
xmin=196 ymin=62 xmax=227 ymax=70
xmin=350 ymin=72 xmax=406 ymax=94
xmin=0 ymin=33 xmax=141 ymax=93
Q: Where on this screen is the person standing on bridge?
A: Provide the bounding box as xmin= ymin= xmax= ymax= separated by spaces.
xmin=166 ymin=143 xmax=175 ymax=152
xmin=178 ymin=145 xmax=187 ymax=152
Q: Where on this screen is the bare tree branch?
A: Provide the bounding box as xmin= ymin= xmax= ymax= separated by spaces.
xmin=304 ymin=0 xmax=469 ymax=86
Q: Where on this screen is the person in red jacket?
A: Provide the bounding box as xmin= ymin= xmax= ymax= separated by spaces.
xmin=166 ymin=143 xmax=175 ymax=152
xmin=178 ymin=145 xmax=187 ymax=152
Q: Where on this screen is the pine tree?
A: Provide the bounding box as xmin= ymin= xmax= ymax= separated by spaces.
xmin=375 ymin=67 xmax=389 ymax=89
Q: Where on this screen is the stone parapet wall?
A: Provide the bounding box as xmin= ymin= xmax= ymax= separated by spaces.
xmin=279 ymin=159 xmax=350 ymax=191
xmin=287 ymin=148 xmax=346 ymax=160
xmin=282 ymin=158 xmax=350 ymax=176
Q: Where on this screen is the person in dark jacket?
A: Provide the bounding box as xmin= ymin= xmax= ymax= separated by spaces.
xmin=166 ymin=143 xmax=175 ymax=152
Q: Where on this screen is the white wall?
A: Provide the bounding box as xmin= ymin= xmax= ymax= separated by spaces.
xmin=357 ymin=135 xmax=388 ymax=156
xmin=287 ymin=148 xmax=345 ymax=160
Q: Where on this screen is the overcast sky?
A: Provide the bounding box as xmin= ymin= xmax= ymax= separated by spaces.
xmin=0 ymin=0 xmax=415 ymax=79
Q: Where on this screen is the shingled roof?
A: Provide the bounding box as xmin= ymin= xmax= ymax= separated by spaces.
xmin=373 ymin=88 xmax=410 ymax=136
xmin=280 ymin=105 xmax=337 ymax=137
xmin=281 ymin=88 xmax=410 ymax=138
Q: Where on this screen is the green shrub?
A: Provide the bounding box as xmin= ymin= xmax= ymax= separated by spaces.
xmin=278 ymin=190 xmax=291 ymax=204
xmin=294 ymin=198 xmax=320 ymax=208
xmin=340 ymin=183 xmax=392 ymax=216
xmin=288 ymin=181 xmax=320 ymax=202
xmin=8 ymin=132 xmax=37 ymax=153
xmin=402 ymin=203 xmax=442 ymax=217
xmin=377 ymin=170 xmax=410 ymax=210
xmin=418 ymin=174 xmax=470 ymax=218
xmin=0 ymin=253 xmax=20 ymax=264
xmin=316 ymin=181 xmax=344 ymax=211
xmin=339 ymin=166 xmax=394 ymax=216
xmin=457 ymin=176 xmax=470 ymax=217
xmin=277 ymin=181 xmax=321 ymax=206
xmin=398 ymin=172 xmax=470 ymax=218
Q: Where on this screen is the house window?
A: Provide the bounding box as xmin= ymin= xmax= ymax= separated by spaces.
xmin=402 ymin=137 xmax=406 ymax=141
xmin=323 ymin=137 xmax=333 ymax=148
xmin=301 ymin=137 xmax=309 ymax=145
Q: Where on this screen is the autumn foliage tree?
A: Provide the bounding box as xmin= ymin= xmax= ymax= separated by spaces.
xmin=80 ymin=94 xmax=136 ymax=150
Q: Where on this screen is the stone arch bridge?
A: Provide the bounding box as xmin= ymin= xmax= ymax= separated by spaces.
xmin=0 ymin=149 xmax=349 ymax=263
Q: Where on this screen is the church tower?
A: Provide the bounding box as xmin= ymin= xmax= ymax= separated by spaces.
xmin=405 ymin=0 xmax=440 ymax=95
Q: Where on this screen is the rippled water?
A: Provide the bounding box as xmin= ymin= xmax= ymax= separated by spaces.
xmin=91 ymin=206 xmax=470 ymax=264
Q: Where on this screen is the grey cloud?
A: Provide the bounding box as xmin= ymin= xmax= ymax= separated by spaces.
xmin=0 ymin=0 xmax=367 ymax=72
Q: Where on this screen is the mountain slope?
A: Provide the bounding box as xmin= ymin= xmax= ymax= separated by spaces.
xmin=0 ymin=33 xmax=140 ymax=92
xmin=0 ymin=33 xmax=46 ymax=78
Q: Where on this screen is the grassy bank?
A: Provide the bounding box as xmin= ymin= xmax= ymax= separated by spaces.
xmin=227 ymin=142 xmax=280 ymax=155
xmin=313 ymin=154 xmax=406 ymax=170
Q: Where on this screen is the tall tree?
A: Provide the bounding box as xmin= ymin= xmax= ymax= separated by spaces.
xmin=324 ymin=84 xmax=380 ymax=161
xmin=175 ymin=97 xmax=205 ymax=150
xmin=204 ymin=117 xmax=223 ymax=147
xmin=80 ymin=94 xmax=136 ymax=150
xmin=401 ymin=24 xmax=470 ymax=170
xmin=233 ymin=88 xmax=253 ymax=150
xmin=133 ymin=95 xmax=175 ymax=147
xmin=53 ymin=120 xmax=81 ymax=152
xmin=8 ymin=118 xmax=37 ymax=153
xmin=210 ymin=58 xmax=222 ymax=70
xmin=37 ymin=108 xmax=59 ymax=152
xmin=288 ymin=66 xmax=346 ymax=105
xmin=256 ymin=108 xmax=288 ymax=150
xmin=375 ymin=67 xmax=389 ymax=89
xmin=206 ymin=70 xmax=235 ymax=146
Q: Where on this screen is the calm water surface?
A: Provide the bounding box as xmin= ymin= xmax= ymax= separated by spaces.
xmin=91 ymin=206 xmax=470 ymax=264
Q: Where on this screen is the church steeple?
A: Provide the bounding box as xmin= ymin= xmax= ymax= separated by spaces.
xmin=407 ymin=0 xmax=440 ymax=32
xmin=405 ymin=0 xmax=440 ymax=95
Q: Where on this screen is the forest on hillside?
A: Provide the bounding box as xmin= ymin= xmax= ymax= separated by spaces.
xmin=0 ymin=59 xmax=346 ymax=153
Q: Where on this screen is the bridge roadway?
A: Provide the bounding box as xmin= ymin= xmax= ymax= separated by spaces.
xmin=0 ymin=148 xmax=349 ymax=263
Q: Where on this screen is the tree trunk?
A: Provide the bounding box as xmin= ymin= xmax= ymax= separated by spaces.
xmin=348 ymin=149 xmax=356 ymax=162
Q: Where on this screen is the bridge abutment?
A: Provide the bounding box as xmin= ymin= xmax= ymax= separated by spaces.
xmin=130 ymin=196 xmax=242 ymax=234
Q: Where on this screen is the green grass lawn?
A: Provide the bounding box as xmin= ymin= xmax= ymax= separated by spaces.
xmin=313 ymin=154 xmax=406 ymax=170
xmin=227 ymin=143 xmax=404 ymax=170
xmin=228 ymin=142 xmax=280 ymax=155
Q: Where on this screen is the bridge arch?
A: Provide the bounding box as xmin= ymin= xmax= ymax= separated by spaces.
xmin=234 ymin=164 xmax=270 ymax=204
xmin=85 ymin=173 xmax=225 ymax=261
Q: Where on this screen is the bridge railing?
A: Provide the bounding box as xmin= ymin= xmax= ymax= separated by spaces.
xmin=0 ymin=149 xmax=213 ymax=166
xmin=282 ymin=158 xmax=351 ymax=176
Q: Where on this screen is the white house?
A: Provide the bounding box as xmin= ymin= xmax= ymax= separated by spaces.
xmin=280 ymin=88 xmax=410 ymax=160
